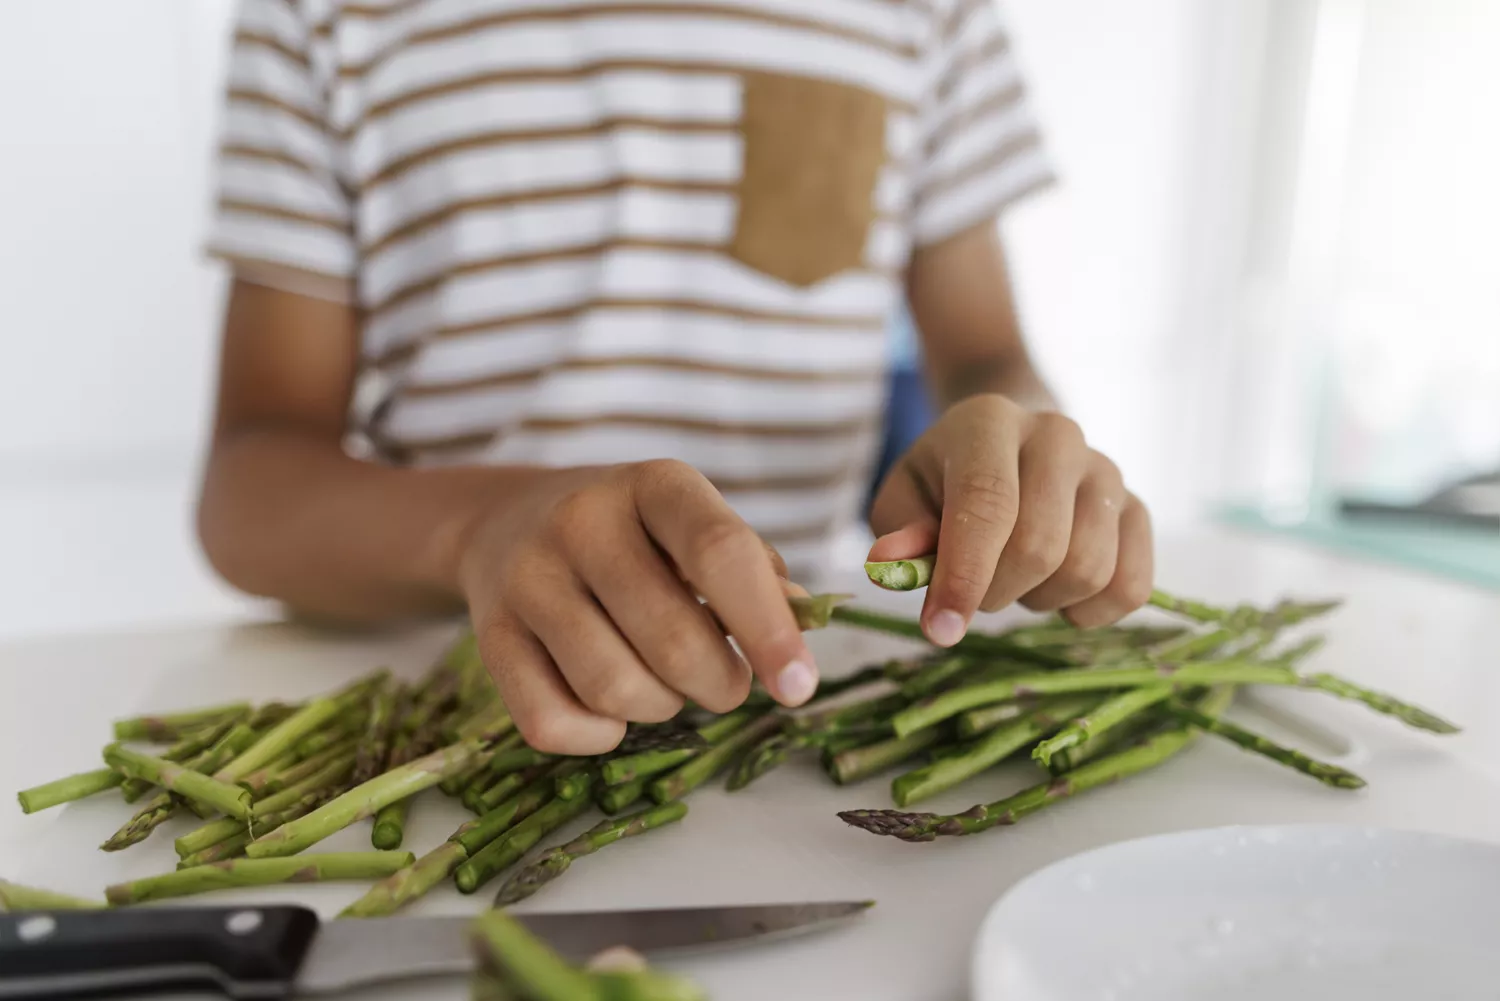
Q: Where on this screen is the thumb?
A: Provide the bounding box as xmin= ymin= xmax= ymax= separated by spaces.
xmin=868 ymin=466 xmax=940 ymax=563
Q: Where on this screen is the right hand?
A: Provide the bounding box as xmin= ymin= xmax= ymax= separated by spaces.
xmin=456 ymin=459 xmax=819 ymax=755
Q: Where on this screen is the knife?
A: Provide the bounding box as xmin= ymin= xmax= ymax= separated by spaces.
xmin=0 ymin=900 xmax=872 ymax=999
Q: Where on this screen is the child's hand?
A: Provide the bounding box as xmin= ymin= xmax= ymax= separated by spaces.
xmin=868 ymin=395 xmax=1153 ymax=644
xmin=456 ymin=460 xmax=817 ymax=755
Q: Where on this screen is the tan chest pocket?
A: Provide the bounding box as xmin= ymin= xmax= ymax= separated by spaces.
xmin=728 ymin=71 xmax=888 ymax=288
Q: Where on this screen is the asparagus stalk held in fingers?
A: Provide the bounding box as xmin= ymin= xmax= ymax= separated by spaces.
xmin=892 ymin=694 xmax=1103 ymax=808
xmin=495 ymin=801 xmax=688 ymax=906
xmin=111 ymin=702 xmax=251 ymax=743
xmin=842 ymin=687 xmax=1234 ymax=840
xmin=0 ymin=879 xmax=106 ymax=911
xmin=17 ymin=769 xmax=123 ymax=814
xmin=104 ymin=745 xmax=254 ymax=821
xmin=1166 ymin=702 xmax=1367 ymax=789
xmin=864 ymin=556 xmax=934 ymax=591
xmin=246 ymin=739 xmax=486 ymax=858
xmin=826 ymin=606 xmax=1065 ymax=665
xmin=786 ymin=593 xmax=854 ymax=630
xmin=104 ymin=851 xmax=414 ymax=905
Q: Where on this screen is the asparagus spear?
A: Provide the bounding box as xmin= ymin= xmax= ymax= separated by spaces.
xmin=1303 ymin=673 xmax=1460 ymax=734
xmin=120 ymin=715 xmax=245 ymax=802
xmin=454 ymin=788 xmax=595 ymax=894
xmin=0 ymin=879 xmax=106 ymax=911
xmin=597 ymin=778 xmax=648 ymax=815
xmin=891 ymin=695 xmax=1102 ymax=807
xmin=177 ymin=794 xmax=329 ymax=867
xmin=864 ymin=556 xmax=934 ymax=590
xmin=288 ymin=711 xmax=370 ymax=763
xmin=341 ymin=841 xmax=469 ymax=918
xmin=825 ymin=606 xmax=1065 ymax=665
xmin=472 ymin=763 xmax=554 ymax=814
xmin=104 ymin=851 xmax=415 ymax=905
xmin=841 ymin=687 xmax=1234 ymax=840
xmin=725 ymin=729 xmax=814 ymax=791
xmin=1166 ymin=702 xmax=1367 ymax=789
xmin=890 ymin=661 xmax=1300 ymax=738
xmin=648 ymin=712 xmax=782 ymax=803
xmin=453 ymin=772 xmax=559 ymax=858
xmin=215 ymin=697 xmax=348 ymax=783
xmin=371 ymin=799 xmax=412 ymax=850
xmin=111 ymin=702 xmax=250 ymax=742
xmin=441 ymin=733 xmax=524 ymax=796
xmin=954 ymin=698 xmax=1046 ymax=739
xmin=103 ymin=745 xmax=254 ymax=821
xmin=246 ymin=739 xmax=486 ymax=858
xmin=598 ymin=708 xmax=757 ymax=788
xmin=824 ymin=729 xmax=946 ymax=785
xmin=351 ymin=681 xmax=399 ymax=787
xmin=17 ymin=768 xmax=124 ymax=814
xmin=495 ymin=801 xmax=688 ymax=906
xmin=255 ymin=740 xmax=360 ymax=798
xmin=1043 ymin=706 xmax=1173 ymax=775
xmin=1031 ymin=687 xmax=1174 ymax=768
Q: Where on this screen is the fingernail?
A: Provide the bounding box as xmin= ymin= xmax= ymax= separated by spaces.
xmin=777 ymin=658 xmax=818 ymax=706
xmin=927 ymin=610 xmax=967 ymax=648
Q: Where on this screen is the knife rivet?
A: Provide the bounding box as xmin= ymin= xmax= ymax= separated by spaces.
xmin=226 ymin=910 xmax=264 ymax=936
xmin=16 ymin=915 xmax=57 ymax=943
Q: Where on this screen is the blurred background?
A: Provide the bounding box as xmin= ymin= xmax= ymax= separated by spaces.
xmin=1 ymin=0 xmax=1496 ymax=640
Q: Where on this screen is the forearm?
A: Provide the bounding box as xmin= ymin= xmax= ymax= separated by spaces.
xmin=197 ymin=429 xmax=541 ymax=624
xmin=928 ymin=348 xmax=1058 ymax=414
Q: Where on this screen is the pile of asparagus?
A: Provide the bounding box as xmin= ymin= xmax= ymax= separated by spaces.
xmin=7 ymin=562 xmax=1458 ymax=925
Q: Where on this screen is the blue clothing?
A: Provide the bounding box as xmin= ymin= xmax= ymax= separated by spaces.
xmin=866 ymin=302 xmax=936 ymax=513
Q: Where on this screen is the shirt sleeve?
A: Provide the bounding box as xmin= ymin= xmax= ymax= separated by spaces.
xmin=204 ymin=0 xmax=356 ymax=303
xmin=909 ymin=0 xmax=1057 ymax=246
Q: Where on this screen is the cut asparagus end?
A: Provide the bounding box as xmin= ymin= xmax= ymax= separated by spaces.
xmin=864 ymin=556 xmax=935 ymax=591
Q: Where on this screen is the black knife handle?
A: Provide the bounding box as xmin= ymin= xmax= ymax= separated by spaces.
xmin=0 ymin=905 xmax=319 ymax=1000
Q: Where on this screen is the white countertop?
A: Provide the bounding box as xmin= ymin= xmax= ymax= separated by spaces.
xmin=3 ymin=527 xmax=1498 ymax=1001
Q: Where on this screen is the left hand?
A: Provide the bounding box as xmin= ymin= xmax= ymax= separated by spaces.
xmin=868 ymin=394 xmax=1153 ymax=644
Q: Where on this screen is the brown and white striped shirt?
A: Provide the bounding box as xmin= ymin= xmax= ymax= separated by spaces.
xmin=207 ymin=0 xmax=1054 ymax=577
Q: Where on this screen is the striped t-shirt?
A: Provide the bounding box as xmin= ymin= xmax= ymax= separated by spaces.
xmin=207 ymin=0 xmax=1054 ymax=578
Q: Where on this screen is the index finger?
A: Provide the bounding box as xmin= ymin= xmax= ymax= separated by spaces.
xmin=923 ymin=423 xmax=1023 ymax=646
xmin=631 ymin=461 xmax=818 ymax=707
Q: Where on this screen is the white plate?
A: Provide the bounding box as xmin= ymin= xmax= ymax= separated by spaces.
xmin=972 ymin=824 xmax=1500 ymax=1001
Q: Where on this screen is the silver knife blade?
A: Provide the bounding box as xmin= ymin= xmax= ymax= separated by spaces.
xmin=298 ymin=901 xmax=873 ymax=994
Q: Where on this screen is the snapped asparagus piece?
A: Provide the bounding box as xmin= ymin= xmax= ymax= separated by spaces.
xmin=0 ymin=879 xmax=106 ymax=911
xmin=104 ymin=851 xmax=415 ymax=905
xmin=824 ymin=729 xmax=946 ymax=785
xmin=371 ymin=799 xmax=412 ymax=850
xmin=864 ymin=556 xmax=934 ymax=591
xmin=787 ymin=593 xmax=854 ymax=630
xmin=841 ymin=687 xmax=1234 ymax=841
xmin=17 ymin=768 xmax=124 ymax=814
xmin=111 ymin=702 xmax=251 ymax=743
xmin=1031 ymin=687 xmax=1174 ymax=768
xmin=891 ymin=694 xmax=1104 ymax=807
xmin=494 ymin=801 xmax=688 ymax=906
xmin=454 ymin=788 xmax=595 ymax=894
xmin=890 ymin=661 xmax=1301 ymax=738
xmin=104 ymin=745 xmax=254 ymax=821
xmin=342 ymin=840 xmax=469 ymax=918
xmin=648 ymin=712 xmax=782 ymax=803
xmin=246 ymin=739 xmax=486 ymax=858
xmin=1166 ymin=702 xmax=1367 ymax=789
